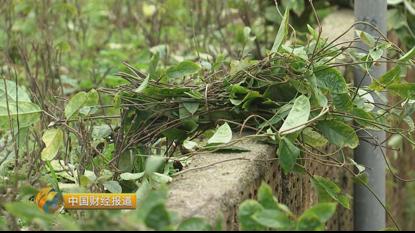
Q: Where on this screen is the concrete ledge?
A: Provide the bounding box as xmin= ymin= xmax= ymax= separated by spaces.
xmin=167 ymin=138 xmax=272 ymax=229
xmin=167 ymin=138 xmax=353 ymax=230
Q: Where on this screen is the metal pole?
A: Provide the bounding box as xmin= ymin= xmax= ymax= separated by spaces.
xmin=353 ymin=0 xmax=387 ymax=231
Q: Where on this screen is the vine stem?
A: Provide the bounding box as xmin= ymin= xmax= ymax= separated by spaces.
xmin=45 ymin=161 xmax=62 ymax=195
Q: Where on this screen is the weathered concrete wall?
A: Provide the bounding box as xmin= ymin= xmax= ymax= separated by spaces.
xmin=167 ymin=138 xmax=353 ymax=230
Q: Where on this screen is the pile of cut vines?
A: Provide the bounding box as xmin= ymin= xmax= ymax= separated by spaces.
xmin=94 ymin=10 xmax=415 ymax=230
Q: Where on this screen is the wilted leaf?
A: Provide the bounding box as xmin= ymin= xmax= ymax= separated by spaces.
xmin=65 ymin=92 xmax=87 ymax=119
xmin=302 ymin=127 xmax=328 ymax=147
xmin=349 ymin=158 xmax=366 ymax=174
xmin=41 ymin=128 xmax=64 ymax=161
xmin=369 ymin=46 xmax=384 ymax=61
xmin=279 ymin=95 xmax=310 ymax=135
xmin=103 ymin=180 xmax=122 ymax=193
xmin=120 ymin=172 xmax=145 ymax=180
xmin=271 ymin=8 xmax=289 ymax=53
xmin=316 ymin=120 xmax=359 ymax=149
xmin=150 ymin=172 xmax=173 ymax=184
xmin=207 ymin=122 xmax=232 ymax=145
xmin=133 ymin=74 xmax=150 ymax=93
xmin=183 ymin=140 xmax=199 ymax=151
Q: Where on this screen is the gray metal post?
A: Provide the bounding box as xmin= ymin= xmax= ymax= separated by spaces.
xmin=353 ymin=0 xmax=387 ymax=231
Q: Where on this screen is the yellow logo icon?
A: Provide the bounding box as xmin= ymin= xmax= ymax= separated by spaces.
xmin=34 ymin=187 xmax=64 ymax=213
